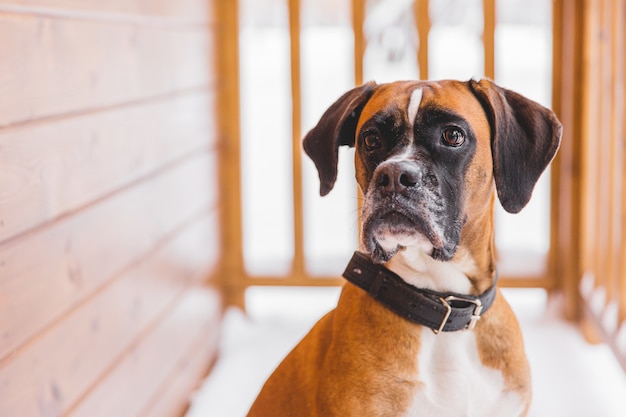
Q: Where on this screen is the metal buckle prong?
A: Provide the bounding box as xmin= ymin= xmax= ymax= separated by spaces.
xmin=433 ymin=297 xmax=452 ymax=335
xmin=432 ymin=295 xmax=483 ymax=335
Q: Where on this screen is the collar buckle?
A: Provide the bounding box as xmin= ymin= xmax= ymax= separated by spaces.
xmin=433 ymin=295 xmax=484 ymax=335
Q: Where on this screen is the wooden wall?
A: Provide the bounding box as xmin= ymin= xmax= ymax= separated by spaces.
xmin=0 ymin=1 xmax=223 ymax=416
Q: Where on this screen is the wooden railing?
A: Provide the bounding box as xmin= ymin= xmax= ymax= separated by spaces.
xmin=552 ymin=0 xmax=626 ymax=370
xmin=220 ymin=0 xmax=560 ymax=308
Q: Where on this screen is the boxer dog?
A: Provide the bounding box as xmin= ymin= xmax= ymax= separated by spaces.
xmin=247 ymin=79 xmax=562 ymax=417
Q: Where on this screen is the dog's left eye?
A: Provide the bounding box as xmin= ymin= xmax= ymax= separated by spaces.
xmin=442 ymin=128 xmax=465 ymax=147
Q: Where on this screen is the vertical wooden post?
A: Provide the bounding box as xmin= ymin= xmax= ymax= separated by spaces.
xmin=415 ymin=0 xmax=430 ymax=80
xmin=595 ymin=0 xmax=613 ymax=302
xmin=551 ymin=0 xmax=586 ymax=320
xmin=483 ymin=0 xmax=495 ymax=79
xmin=353 ymin=0 xmax=365 ymax=86
xmin=289 ymin=0 xmax=305 ymax=278
xmin=215 ymin=0 xmax=245 ymax=308
xmin=352 ymin=0 xmax=366 ymax=245
xmin=607 ymin=0 xmax=625 ymax=311
xmin=579 ymin=0 xmax=601 ymax=295
xmin=613 ymin=0 xmax=626 ymax=322
xmin=548 ymin=0 xmax=563 ymax=294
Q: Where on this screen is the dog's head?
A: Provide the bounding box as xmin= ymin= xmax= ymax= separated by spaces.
xmin=303 ymin=79 xmax=562 ymax=265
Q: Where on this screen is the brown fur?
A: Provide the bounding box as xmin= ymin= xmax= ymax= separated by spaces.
xmin=248 ymin=284 xmax=421 ymax=417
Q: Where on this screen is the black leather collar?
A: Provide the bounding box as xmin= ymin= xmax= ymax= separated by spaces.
xmin=342 ymin=251 xmax=497 ymax=333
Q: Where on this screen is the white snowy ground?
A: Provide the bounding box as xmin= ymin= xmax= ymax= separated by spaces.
xmin=185 ymin=287 xmax=626 ymax=417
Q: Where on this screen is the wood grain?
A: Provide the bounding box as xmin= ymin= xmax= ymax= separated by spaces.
xmin=4 ymin=0 xmax=213 ymax=22
xmin=138 ymin=319 xmax=221 ymax=417
xmin=215 ymin=0 xmax=245 ymax=308
xmin=0 ymin=0 xmax=222 ymax=415
xmin=0 ymin=151 xmax=218 ymax=361
xmin=415 ymin=0 xmax=430 ymax=79
xmin=67 ymin=288 xmax=221 ymax=417
xmin=0 ymin=90 xmax=216 ymax=244
xmin=0 ymin=12 xmax=213 ymax=127
xmin=0 ymin=213 xmax=220 ymax=417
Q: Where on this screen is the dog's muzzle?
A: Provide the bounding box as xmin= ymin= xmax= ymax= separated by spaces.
xmin=361 ymin=159 xmax=458 ymax=263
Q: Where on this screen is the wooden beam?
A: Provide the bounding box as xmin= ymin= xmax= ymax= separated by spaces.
xmin=614 ymin=0 xmax=626 ymax=323
xmin=215 ymin=0 xmax=245 ymax=309
xmin=415 ymin=0 xmax=430 ymax=79
xmin=0 ymin=1 xmax=214 ymax=22
xmin=353 ymin=0 xmax=365 ymax=85
xmin=240 ymin=274 xmax=554 ymax=290
xmin=551 ymin=0 xmax=586 ymax=320
xmin=0 ymin=13 xmax=213 ymax=128
xmin=0 ymin=91 xmax=216 ymax=244
xmin=595 ymin=0 xmax=614 ymax=301
xmin=289 ymin=0 xmax=305 ymax=279
xmin=580 ymin=0 xmax=601 ymax=294
xmin=482 ymin=0 xmax=495 ymax=79
xmin=609 ymin=0 xmax=625 ymax=317
xmin=548 ymin=0 xmax=563 ymax=294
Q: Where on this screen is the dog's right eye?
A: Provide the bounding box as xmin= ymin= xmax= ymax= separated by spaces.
xmin=363 ymin=134 xmax=381 ymax=151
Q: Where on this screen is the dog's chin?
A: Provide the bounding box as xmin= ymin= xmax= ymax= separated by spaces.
xmin=368 ymin=236 xmax=456 ymax=263
xmin=362 ymin=211 xmax=458 ymax=263
xmin=371 ymin=230 xmax=434 ymax=263
xmin=365 ymin=224 xmax=450 ymax=264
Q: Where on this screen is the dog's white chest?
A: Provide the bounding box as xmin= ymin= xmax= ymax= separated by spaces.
xmin=404 ymin=328 xmax=524 ymax=417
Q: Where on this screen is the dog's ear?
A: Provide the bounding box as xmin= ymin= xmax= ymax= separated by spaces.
xmin=469 ymin=79 xmax=562 ymax=213
xmin=303 ymin=82 xmax=377 ymax=196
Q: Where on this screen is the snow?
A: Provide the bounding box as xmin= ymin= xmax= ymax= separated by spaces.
xmin=186 ymin=287 xmax=626 ymax=417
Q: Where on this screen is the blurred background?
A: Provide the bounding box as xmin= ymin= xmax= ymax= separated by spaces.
xmin=239 ymin=0 xmax=553 ymax=280
xmin=1 ymin=0 xmax=625 ymax=416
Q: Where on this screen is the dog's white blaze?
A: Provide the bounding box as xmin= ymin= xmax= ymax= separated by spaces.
xmin=377 ymin=88 xmax=422 ymax=164
xmin=403 ymin=329 xmax=525 ymax=417
xmin=377 ymin=88 xmax=422 ymax=165
xmin=407 ymin=88 xmax=423 ymax=132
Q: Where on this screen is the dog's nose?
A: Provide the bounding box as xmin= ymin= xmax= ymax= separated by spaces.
xmin=374 ymin=161 xmax=421 ymax=193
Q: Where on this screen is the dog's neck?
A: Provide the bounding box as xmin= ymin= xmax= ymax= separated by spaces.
xmin=381 ymin=203 xmax=497 ymax=297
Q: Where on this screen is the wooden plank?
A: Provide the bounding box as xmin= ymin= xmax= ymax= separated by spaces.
xmin=67 ymin=288 xmax=222 ymax=417
xmin=620 ymin=0 xmax=626 ymax=322
xmin=579 ymin=0 xmax=601 ymax=278
xmin=4 ymin=0 xmax=213 ymax=22
xmin=0 ymin=213 xmax=220 ymax=417
xmin=139 ymin=320 xmax=220 ymax=417
xmin=610 ymin=0 xmax=625 ymax=313
xmin=621 ymin=151 xmax=626 ymax=321
xmin=415 ymin=0 xmax=430 ymax=79
xmin=353 ymin=0 xmax=365 ymax=85
xmin=215 ymin=0 xmax=245 ymax=309
xmin=548 ymin=0 xmax=564 ymax=302
xmin=240 ymin=275 xmax=553 ymax=289
xmin=482 ymin=0 xmax=495 ymax=79
xmin=594 ymin=0 xmax=613 ymax=300
xmin=0 ymin=13 xmax=213 ymax=127
xmin=0 ymin=90 xmax=216 ymax=244
xmin=0 ymin=151 xmax=218 ymax=361
xmin=289 ymin=0 xmax=305 ymax=279
xmin=554 ymin=0 xmax=586 ymax=320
